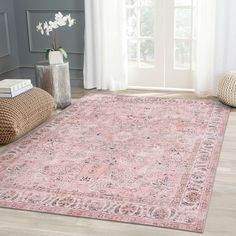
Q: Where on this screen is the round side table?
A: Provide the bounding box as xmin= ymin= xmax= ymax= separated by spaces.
xmin=35 ymin=61 xmax=71 ymax=109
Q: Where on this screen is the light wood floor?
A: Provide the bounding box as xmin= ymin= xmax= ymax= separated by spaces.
xmin=0 ymin=88 xmax=236 ymax=236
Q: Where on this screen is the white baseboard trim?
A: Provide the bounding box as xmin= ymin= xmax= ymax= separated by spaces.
xmin=128 ymin=86 xmax=195 ymax=92
xmin=18 ymin=65 xmax=83 ymax=71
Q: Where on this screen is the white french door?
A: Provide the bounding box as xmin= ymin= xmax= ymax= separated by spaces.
xmin=126 ymin=0 xmax=196 ymax=90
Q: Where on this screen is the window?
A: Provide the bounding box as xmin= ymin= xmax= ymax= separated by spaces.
xmin=126 ymin=0 xmax=155 ymax=68
xmin=126 ymin=0 xmax=195 ymax=90
xmin=174 ymin=0 xmax=194 ymax=70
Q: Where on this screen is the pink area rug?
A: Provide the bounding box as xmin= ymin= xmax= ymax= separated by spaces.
xmin=0 ymin=95 xmax=230 ymax=232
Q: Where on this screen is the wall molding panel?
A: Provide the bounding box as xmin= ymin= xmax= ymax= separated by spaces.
xmin=0 ymin=11 xmax=11 ymax=58
xmin=26 ymin=9 xmax=84 ymax=54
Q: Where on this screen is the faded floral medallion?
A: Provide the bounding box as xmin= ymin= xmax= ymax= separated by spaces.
xmin=0 ymin=95 xmax=230 ymax=232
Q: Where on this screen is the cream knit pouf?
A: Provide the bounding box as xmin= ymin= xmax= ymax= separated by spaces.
xmin=218 ymin=71 xmax=236 ymax=107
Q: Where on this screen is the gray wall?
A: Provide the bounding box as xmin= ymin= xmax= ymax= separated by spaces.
xmin=0 ymin=0 xmax=19 ymax=74
xmin=14 ymin=0 xmax=84 ymax=70
xmin=0 ymin=0 xmax=85 ymax=86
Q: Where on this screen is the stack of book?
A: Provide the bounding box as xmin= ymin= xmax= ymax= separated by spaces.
xmin=0 ymin=79 xmax=33 ymax=98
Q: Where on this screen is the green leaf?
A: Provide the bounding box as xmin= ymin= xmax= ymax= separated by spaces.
xmin=45 ymin=48 xmax=53 ymax=60
xmin=57 ymin=47 xmax=68 ymax=59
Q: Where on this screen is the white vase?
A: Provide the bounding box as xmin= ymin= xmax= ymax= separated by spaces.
xmin=48 ymin=51 xmax=64 ymax=65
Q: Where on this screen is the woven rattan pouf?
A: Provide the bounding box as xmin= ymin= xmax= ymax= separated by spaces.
xmin=0 ymin=87 xmax=55 ymax=145
xmin=218 ymin=71 xmax=236 ymax=107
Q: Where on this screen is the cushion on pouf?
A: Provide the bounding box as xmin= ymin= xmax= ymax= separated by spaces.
xmin=0 ymin=87 xmax=55 ymax=145
xmin=218 ymin=71 xmax=236 ymax=107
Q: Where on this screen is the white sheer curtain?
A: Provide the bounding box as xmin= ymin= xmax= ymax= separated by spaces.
xmin=214 ymin=0 xmax=236 ymax=94
xmin=83 ymin=0 xmax=236 ymax=94
xmin=194 ymin=0 xmax=236 ymax=96
xmin=193 ymin=0 xmax=217 ymax=96
xmin=83 ymin=0 xmax=128 ymax=91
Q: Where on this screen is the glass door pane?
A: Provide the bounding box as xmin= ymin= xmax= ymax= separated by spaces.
xmin=165 ymin=0 xmax=194 ymax=89
xmin=126 ymin=0 xmax=195 ymax=90
xmin=126 ymin=0 xmax=165 ymax=88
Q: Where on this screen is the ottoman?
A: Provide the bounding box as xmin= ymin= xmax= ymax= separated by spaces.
xmin=218 ymin=71 xmax=236 ymax=107
xmin=0 ymin=87 xmax=55 ymax=145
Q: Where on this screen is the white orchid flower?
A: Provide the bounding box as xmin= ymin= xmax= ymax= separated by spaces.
xmin=67 ymin=14 xmax=76 ymax=27
xmin=55 ymin=12 xmax=63 ymax=21
xmin=44 ymin=21 xmax=52 ymax=36
xmin=49 ymin=20 xmax=59 ymax=29
xmin=36 ymin=22 xmax=44 ymax=35
xmin=46 ymin=26 xmax=53 ymax=36
xmin=44 ymin=21 xmax=49 ymax=30
xmin=36 ymin=22 xmax=43 ymax=31
xmin=55 ymin=12 xmax=67 ymax=26
xmin=56 ymin=16 xmax=67 ymax=26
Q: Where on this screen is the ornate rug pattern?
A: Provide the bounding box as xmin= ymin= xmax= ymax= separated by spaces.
xmin=0 ymin=95 xmax=230 ymax=232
